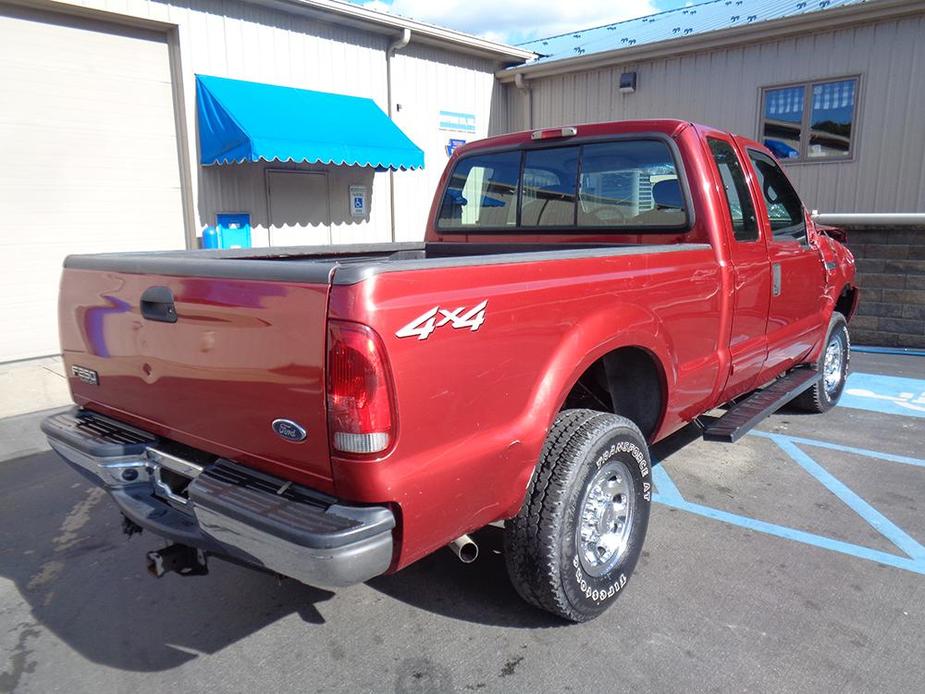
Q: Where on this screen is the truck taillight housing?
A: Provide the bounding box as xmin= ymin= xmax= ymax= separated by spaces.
xmin=326 ymin=320 xmax=396 ymax=456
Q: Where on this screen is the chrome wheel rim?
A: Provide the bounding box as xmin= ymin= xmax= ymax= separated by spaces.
xmin=576 ymin=460 xmax=635 ymax=577
xmin=823 ymin=334 xmax=844 ymax=396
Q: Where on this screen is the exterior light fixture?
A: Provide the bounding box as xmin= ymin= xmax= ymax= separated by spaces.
xmin=619 ymin=71 xmax=637 ymax=93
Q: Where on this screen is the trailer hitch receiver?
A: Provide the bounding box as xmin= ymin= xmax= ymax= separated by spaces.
xmin=146 ymin=544 xmax=209 ymax=578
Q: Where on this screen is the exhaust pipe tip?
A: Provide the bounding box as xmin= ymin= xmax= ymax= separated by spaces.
xmin=448 ymin=534 xmax=479 ymax=564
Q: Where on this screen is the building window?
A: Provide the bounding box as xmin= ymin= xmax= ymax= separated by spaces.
xmin=760 ymin=77 xmax=858 ymax=162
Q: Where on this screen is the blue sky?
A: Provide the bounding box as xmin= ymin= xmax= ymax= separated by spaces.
xmin=352 ymin=0 xmax=694 ymax=45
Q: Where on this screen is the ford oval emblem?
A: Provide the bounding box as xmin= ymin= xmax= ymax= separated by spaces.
xmin=272 ymin=419 xmax=307 ymax=443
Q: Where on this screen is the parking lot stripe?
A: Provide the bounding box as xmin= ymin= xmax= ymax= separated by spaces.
xmin=770 ymin=435 xmax=925 ymax=562
xmin=750 ymin=430 xmax=925 ymax=469
xmin=652 ymin=429 xmax=925 ymax=575
xmin=651 ymin=489 xmax=925 ymax=575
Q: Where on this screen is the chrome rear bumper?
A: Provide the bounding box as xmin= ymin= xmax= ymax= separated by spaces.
xmin=42 ymin=408 xmax=395 ymax=587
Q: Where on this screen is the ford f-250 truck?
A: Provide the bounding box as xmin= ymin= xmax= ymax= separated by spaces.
xmin=44 ymin=119 xmax=857 ymax=622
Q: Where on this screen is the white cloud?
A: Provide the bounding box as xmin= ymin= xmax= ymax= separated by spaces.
xmin=358 ymin=0 xmax=660 ymax=45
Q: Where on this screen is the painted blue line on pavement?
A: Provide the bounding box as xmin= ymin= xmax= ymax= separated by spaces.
xmin=651 ymin=492 xmax=925 ymax=575
xmin=769 ymin=435 xmax=925 ymax=561
xmin=651 ymin=462 xmax=684 ymax=503
xmin=651 ymin=427 xmax=925 ymax=575
xmin=839 ymin=372 xmax=925 ymax=418
xmin=750 ymin=430 xmax=925 ymax=468
xmin=852 ymin=345 xmax=925 ymax=357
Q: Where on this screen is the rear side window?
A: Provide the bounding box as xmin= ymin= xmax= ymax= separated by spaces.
xmin=436 ymin=138 xmax=688 ymax=232
xmin=707 ymin=138 xmax=758 ymax=242
xmin=747 ymin=150 xmax=807 ymax=243
xmin=437 ymin=151 xmax=520 ymax=229
xmin=578 ymin=140 xmax=686 ymax=228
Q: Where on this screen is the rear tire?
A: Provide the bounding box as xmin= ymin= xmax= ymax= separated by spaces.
xmin=792 ymin=312 xmax=850 ymax=413
xmin=504 ymin=409 xmax=652 ymax=622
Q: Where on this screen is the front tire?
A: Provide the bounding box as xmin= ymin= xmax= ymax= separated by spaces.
xmin=504 ymin=410 xmax=652 ymax=622
xmin=793 ymin=312 xmax=850 ymax=413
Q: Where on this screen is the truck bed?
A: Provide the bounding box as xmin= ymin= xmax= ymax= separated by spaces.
xmin=64 ymin=241 xmax=710 ymax=285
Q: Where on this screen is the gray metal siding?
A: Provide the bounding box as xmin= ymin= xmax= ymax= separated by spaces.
xmin=496 ymin=12 xmax=925 ymax=214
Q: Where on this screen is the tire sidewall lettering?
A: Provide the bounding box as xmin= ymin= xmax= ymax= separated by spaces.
xmin=561 ymin=427 xmax=651 ymax=616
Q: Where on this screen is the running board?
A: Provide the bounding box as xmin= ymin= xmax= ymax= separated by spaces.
xmin=702 ymin=368 xmax=819 ymax=443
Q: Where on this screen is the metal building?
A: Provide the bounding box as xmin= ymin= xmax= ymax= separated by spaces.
xmin=494 ymin=0 xmax=925 ymax=216
xmin=489 ymin=0 xmax=925 ymax=348
xmin=0 ymin=0 xmax=530 ymax=362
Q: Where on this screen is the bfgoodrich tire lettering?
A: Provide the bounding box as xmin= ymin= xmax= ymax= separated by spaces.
xmin=504 ymin=409 xmax=652 ymax=622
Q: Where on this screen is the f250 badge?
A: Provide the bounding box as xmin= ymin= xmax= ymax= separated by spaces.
xmin=396 ymin=300 xmax=487 ymax=341
xmin=71 ymin=365 xmax=99 ymax=385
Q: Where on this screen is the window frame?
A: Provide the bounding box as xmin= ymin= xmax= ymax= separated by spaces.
xmin=757 ymin=74 xmax=862 ymax=165
xmin=434 ymin=132 xmax=695 ymax=235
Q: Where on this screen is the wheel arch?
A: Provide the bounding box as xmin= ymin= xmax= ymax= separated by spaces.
xmin=557 ymin=345 xmax=669 ymax=442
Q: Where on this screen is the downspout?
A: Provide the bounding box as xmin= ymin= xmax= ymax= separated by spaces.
xmin=386 ymin=28 xmax=411 ymax=243
xmin=514 ymin=72 xmax=533 ymax=130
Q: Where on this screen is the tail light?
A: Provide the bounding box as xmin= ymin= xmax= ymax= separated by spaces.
xmin=326 ymin=320 xmax=396 ymax=456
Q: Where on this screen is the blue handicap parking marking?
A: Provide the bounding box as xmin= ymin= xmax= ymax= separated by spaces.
xmin=840 ymin=372 xmax=925 ymax=418
xmin=652 ymin=431 xmax=925 ymax=575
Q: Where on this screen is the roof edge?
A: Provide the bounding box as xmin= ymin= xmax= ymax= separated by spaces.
xmin=498 ymin=0 xmax=925 ymax=81
xmin=246 ymin=0 xmax=535 ymax=63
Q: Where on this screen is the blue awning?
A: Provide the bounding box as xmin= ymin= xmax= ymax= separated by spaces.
xmin=195 ymin=74 xmax=424 ymax=170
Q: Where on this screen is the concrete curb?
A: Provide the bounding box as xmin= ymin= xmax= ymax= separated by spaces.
xmin=0 ymin=406 xmax=69 ymax=462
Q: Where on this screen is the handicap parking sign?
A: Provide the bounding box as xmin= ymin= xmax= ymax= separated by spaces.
xmin=349 ymin=185 xmax=367 ymax=218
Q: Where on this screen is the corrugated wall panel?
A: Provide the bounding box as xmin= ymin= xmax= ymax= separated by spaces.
xmin=501 ymin=12 xmax=925 ymax=213
xmin=56 ymin=0 xmax=399 ymax=241
xmin=390 ymin=43 xmax=500 ymax=240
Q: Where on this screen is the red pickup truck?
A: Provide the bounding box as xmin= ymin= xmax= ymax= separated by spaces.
xmin=44 ymin=119 xmax=857 ymax=622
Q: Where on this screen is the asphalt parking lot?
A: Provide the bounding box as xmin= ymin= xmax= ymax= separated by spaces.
xmin=1 ymin=351 xmax=923 ymax=693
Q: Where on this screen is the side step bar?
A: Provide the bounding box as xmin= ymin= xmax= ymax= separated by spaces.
xmin=702 ymin=368 xmax=819 ymax=443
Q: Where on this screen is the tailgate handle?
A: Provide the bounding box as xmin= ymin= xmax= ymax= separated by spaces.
xmin=140 ymin=286 xmax=178 ymax=323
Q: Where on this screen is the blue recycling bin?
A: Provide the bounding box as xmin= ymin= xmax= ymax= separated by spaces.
xmin=216 ymin=213 xmax=252 ymax=249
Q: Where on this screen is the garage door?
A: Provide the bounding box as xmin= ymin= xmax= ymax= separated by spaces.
xmin=0 ymin=6 xmax=186 ymax=362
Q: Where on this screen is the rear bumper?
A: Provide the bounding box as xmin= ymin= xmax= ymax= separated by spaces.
xmin=41 ymin=408 xmax=395 ymax=587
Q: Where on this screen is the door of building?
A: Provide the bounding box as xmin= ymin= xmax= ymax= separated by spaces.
xmin=266 ymin=170 xmax=332 ymax=246
xmin=0 ymin=5 xmax=185 ymax=362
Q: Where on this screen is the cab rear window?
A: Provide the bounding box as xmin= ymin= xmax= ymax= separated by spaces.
xmin=436 ymin=139 xmax=688 ymax=232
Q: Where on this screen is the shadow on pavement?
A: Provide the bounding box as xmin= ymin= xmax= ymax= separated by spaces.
xmin=0 ymin=450 xmax=559 ymax=674
xmin=368 ymin=524 xmax=563 ymax=630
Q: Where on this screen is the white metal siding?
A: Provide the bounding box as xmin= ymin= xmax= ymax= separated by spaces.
xmin=0 ymin=5 xmax=185 ymax=362
xmin=390 ymin=44 xmax=500 ymax=240
xmin=500 ymin=12 xmax=925 ymax=213
xmin=1 ymin=0 xmax=506 ymax=363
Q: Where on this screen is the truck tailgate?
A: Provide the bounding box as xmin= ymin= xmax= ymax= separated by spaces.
xmin=58 ymin=268 xmax=334 ymax=489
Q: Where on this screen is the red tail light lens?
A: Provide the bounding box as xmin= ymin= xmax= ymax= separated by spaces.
xmin=326 ymin=320 xmax=395 ymax=456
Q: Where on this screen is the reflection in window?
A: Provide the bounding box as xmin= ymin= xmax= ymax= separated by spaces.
xmin=436 ymin=151 xmax=520 ymax=228
xmin=521 ymin=147 xmax=579 ymax=227
xmin=748 ymin=150 xmax=806 ymax=243
xmin=578 ymin=140 xmax=686 ymax=228
xmin=809 ymin=80 xmax=855 ymax=159
xmin=436 ymin=139 xmax=689 ymax=233
xmin=759 ymin=77 xmax=858 ymax=162
xmin=762 ymin=85 xmax=804 ymax=160
xmin=707 ymin=138 xmax=758 ymax=242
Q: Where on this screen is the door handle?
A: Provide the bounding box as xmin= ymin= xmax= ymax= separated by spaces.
xmin=140 ymin=286 xmax=178 ymax=323
xmin=772 ymin=263 xmax=782 ymax=297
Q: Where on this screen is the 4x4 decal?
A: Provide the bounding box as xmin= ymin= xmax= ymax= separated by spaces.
xmin=396 ymin=300 xmax=487 ymax=341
